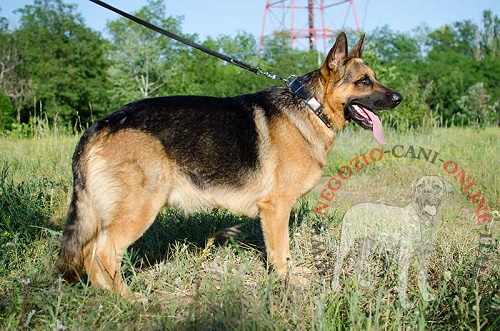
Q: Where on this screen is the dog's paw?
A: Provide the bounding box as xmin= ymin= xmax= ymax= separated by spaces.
xmin=421 ymin=291 xmax=435 ymax=302
xmin=289 ymin=266 xmax=312 ymax=286
xmin=399 ymin=297 xmax=414 ymax=310
xmin=358 ymin=277 xmax=371 ymax=288
xmin=126 ymin=291 xmax=149 ymax=305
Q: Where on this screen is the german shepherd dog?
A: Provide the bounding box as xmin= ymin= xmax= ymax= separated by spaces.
xmin=58 ymin=32 xmax=402 ymax=296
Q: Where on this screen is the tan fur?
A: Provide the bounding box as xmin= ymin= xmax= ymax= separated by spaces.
xmin=80 ymin=130 xmax=171 ymax=294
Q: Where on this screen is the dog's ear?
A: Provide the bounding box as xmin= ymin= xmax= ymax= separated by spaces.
xmin=322 ymin=32 xmax=348 ymax=74
xmin=440 ymin=178 xmax=454 ymax=197
xmin=348 ymin=34 xmax=365 ymax=59
xmin=410 ymin=177 xmax=419 ymax=197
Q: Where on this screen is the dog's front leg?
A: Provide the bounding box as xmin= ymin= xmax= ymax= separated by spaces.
xmin=417 ymin=249 xmax=435 ymax=302
xmin=258 ymin=197 xmax=292 ymax=276
xmin=258 ymin=197 xmax=310 ymax=285
xmin=397 ymin=245 xmax=413 ymax=309
xmin=356 ymin=238 xmax=374 ymax=287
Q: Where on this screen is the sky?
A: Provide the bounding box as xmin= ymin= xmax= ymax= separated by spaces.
xmin=1 ymin=0 xmax=498 ymax=45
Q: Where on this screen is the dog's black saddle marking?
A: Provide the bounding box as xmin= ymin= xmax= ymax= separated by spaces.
xmin=95 ymin=95 xmax=262 ymax=188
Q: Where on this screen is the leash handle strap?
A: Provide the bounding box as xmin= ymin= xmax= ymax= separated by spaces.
xmin=90 ymin=0 xmax=264 ymax=75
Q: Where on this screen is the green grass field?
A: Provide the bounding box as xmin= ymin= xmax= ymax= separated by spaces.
xmin=0 ymin=126 xmax=499 ymax=330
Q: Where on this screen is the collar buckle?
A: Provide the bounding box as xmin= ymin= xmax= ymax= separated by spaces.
xmin=287 ymin=77 xmax=331 ymax=128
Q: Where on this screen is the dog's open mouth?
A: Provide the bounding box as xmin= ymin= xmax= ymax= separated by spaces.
xmin=423 ymin=204 xmax=438 ymax=216
xmin=419 ymin=197 xmax=441 ymax=216
xmin=346 ymin=103 xmax=385 ymax=145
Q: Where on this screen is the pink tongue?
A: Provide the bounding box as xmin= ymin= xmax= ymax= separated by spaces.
xmin=365 ymin=108 xmax=386 ymax=145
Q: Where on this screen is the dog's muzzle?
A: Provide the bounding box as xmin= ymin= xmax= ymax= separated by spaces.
xmin=416 ymin=193 xmax=442 ymax=216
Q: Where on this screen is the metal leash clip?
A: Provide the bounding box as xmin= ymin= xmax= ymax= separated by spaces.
xmin=256 ymin=67 xmax=287 ymax=82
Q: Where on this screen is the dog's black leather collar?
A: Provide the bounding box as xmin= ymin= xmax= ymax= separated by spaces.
xmin=287 ymin=77 xmax=331 ymax=128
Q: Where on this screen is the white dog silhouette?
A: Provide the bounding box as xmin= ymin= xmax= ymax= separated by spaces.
xmin=332 ymin=175 xmax=452 ymax=309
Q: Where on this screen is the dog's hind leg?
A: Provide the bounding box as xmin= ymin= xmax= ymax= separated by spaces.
xmin=84 ymin=195 xmax=166 ymax=297
xmin=82 ymin=130 xmax=170 ymax=297
xmin=84 ymin=173 xmax=169 ymax=296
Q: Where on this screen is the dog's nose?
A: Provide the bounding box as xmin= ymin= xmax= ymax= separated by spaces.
xmin=390 ymin=92 xmax=403 ymax=106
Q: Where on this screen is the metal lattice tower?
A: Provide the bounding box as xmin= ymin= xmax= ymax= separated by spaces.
xmin=259 ymin=0 xmax=360 ymax=55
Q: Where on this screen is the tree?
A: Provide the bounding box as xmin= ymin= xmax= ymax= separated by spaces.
xmin=367 ymin=26 xmax=421 ymax=64
xmin=0 ymin=32 xmax=32 ymax=125
xmin=456 ymin=82 xmax=499 ymax=126
xmin=13 ymin=0 xmax=109 ymax=125
xmin=427 ymin=11 xmax=500 ymax=60
xmin=481 ymin=10 xmax=500 ymax=59
xmin=426 ymin=21 xmax=479 ymax=58
xmin=364 ymin=13 xmax=499 ymax=127
xmin=259 ymin=31 xmax=320 ymax=84
xmin=0 ymin=11 xmax=31 ymax=127
xmin=421 ymin=11 xmax=500 ymax=124
xmin=173 ymin=32 xmax=277 ymax=97
xmin=106 ymin=0 xmax=185 ymax=108
xmin=0 ymin=88 xmax=13 ymax=130
xmin=0 ymin=8 xmax=7 ymax=33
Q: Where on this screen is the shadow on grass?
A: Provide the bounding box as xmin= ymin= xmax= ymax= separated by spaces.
xmin=130 ymin=208 xmax=267 ymax=269
xmin=130 ymin=200 xmax=315 ymax=270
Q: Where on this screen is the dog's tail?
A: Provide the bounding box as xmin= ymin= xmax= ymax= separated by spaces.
xmin=58 ymin=134 xmax=98 ymax=283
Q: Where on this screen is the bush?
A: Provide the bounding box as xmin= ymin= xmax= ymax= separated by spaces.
xmin=456 ymin=82 xmax=500 ymax=126
xmin=381 ymin=76 xmax=437 ymax=129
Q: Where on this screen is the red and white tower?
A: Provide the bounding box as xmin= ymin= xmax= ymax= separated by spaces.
xmin=259 ymin=0 xmax=360 ymax=55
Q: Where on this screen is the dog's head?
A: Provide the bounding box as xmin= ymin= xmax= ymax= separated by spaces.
xmin=318 ymin=32 xmax=403 ymax=144
xmin=410 ymin=176 xmax=453 ymax=218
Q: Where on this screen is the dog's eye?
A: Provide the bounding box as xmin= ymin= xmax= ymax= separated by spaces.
xmin=356 ymin=76 xmax=372 ymax=87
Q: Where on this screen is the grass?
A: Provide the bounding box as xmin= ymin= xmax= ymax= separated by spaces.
xmin=0 ymin=125 xmax=499 ymax=330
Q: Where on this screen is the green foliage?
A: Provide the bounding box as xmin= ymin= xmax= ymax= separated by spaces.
xmin=0 ymin=89 xmax=13 ymax=130
xmin=475 ymin=56 xmax=500 ymax=101
xmin=427 ymin=20 xmax=480 ymax=57
xmin=368 ymin=25 xmax=422 ymax=64
xmin=481 ymin=10 xmax=500 ymax=58
xmin=168 ymin=33 xmax=273 ymax=97
xmin=0 ymin=31 xmax=32 ymax=124
xmin=366 ymin=11 xmax=500 ymax=128
xmin=362 ymin=49 xmax=435 ymax=129
xmin=260 ymin=31 xmax=321 ymax=78
xmin=13 ymin=0 xmax=109 ymax=124
xmin=381 ymin=76 xmax=436 ymax=129
xmin=0 ymin=9 xmax=7 ymax=33
xmin=0 ymin=2 xmax=498 ymax=130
